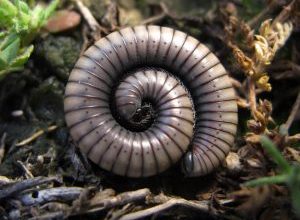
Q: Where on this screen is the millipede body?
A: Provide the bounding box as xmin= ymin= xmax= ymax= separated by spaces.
xmin=64 ymin=25 xmax=238 ymax=177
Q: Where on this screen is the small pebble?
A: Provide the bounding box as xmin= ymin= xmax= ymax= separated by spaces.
xmin=46 ymin=10 xmax=81 ymax=33
xmin=11 ymin=110 xmax=23 ymax=117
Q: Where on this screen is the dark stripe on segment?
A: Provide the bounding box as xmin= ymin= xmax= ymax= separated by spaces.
xmin=190 ymin=71 xmax=227 ymax=90
xmin=144 ymin=71 xmax=151 ymax=96
xmin=116 ymin=102 xmax=136 ymax=108
xmin=157 ymin=93 xmax=188 ymax=107
xmin=65 ymin=94 xmax=109 ymax=102
xmin=155 ymin=73 xmax=169 ymax=101
xmin=197 ymin=129 xmax=232 ymax=147
xmin=155 ymin=120 xmax=191 ymax=141
xmin=65 ymin=105 xmax=109 ymax=114
xmin=136 ymin=133 xmax=144 ymax=177
xmin=193 ymin=148 xmax=209 ymax=174
xmin=115 ymin=94 xmax=138 ymax=99
xmin=132 ymin=73 xmax=146 ymax=95
xmin=171 ymin=33 xmax=188 ymax=65
xmin=130 ymin=27 xmax=140 ymax=64
xmin=147 ymin=129 xmax=174 ymax=165
xmin=157 ymin=106 xmax=194 ymax=112
xmin=194 ymin=139 xmax=223 ymax=164
xmin=105 ymin=36 xmax=125 ymax=70
xmin=158 ymin=114 xmax=194 ymax=126
xmin=188 ymin=62 xmax=222 ymax=87
xmin=196 ymin=98 xmax=237 ymax=105
xmin=152 ymin=70 xmax=158 ymax=97
xmin=194 ymin=85 xmax=236 ymax=99
xmin=81 ymin=54 xmax=115 ymax=82
xmin=77 ymin=118 xmax=114 ymax=144
xmin=197 ymin=125 xmax=236 ymax=136
xmin=194 ymin=146 xmax=216 ymax=169
xmin=177 ymin=41 xmax=201 ymax=71
xmin=138 ymin=135 xmax=145 ymax=176
xmin=118 ymin=31 xmax=131 ymax=64
xmin=93 ymin=44 xmax=120 ymax=74
xmin=110 ymin=129 xmax=129 ymax=171
xmin=153 ymin=26 xmax=162 ymax=60
xmin=194 ymin=135 xmax=227 ymax=156
xmin=125 ymin=132 xmax=136 ymax=176
xmin=67 ymin=80 xmax=110 ymax=95
xmin=145 ymin=26 xmax=150 ymax=63
xmin=196 ymin=130 xmax=231 ymax=151
xmin=122 ymin=80 xmax=143 ymax=98
xmin=116 ymin=87 xmax=141 ymax=98
xmin=73 ymin=67 xmax=112 ymax=88
xmin=163 ymin=28 xmax=175 ymax=63
xmin=156 ymin=83 xmax=180 ymax=105
xmin=182 ymin=50 xmax=211 ymax=77
xmin=96 ymin=124 xmax=125 ymax=165
xmin=152 ymin=124 xmax=185 ymax=153
xmin=87 ymin=123 xmax=118 ymax=157
xmin=143 ymin=131 xmax=159 ymax=174
xmin=196 ymin=118 xmax=238 ymax=126
xmin=196 ymin=110 xmax=238 ymax=114
xmin=69 ymin=111 xmax=111 ymax=130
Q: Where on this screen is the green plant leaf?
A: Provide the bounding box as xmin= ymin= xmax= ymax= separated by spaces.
xmin=287 ymin=166 xmax=300 ymax=217
xmin=260 ymin=135 xmax=292 ymax=173
xmin=0 ymin=35 xmax=20 ymax=65
xmin=42 ymin=0 xmax=59 ymax=24
xmin=10 ymin=44 xmax=33 ymax=68
xmin=0 ymin=56 xmax=7 ymax=70
xmin=0 ymin=0 xmax=59 ymax=80
xmin=17 ymin=0 xmax=30 ymax=14
xmin=0 ymin=0 xmax=17 ymax=28
xmin=244 ymin=174 xmax=287 ymax=187
xmin=0 ymin=66 xmax=23 ymax=80
xmin=0 ymin=32 xmax=18 ymax=50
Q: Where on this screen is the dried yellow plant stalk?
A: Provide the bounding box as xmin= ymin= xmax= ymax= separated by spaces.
xmin=232 ymin=19 xmax=293 ymax=92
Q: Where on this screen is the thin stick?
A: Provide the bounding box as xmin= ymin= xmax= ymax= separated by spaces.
xmin=272 ymin=0 xmax=296 ymax=27
xmin=248 ymin=78 xmax=257 ymax=116
xmin=141 ymin=2 xmax=169 ymax=25
xmin=247 ymin=0 xmax=279 ymax=28
xmin=119 ymin=198 xmax=209 ymax=220
xmin=0 ymin=176 xmax=60 ymax=200
xmin=285 ymin=90 xmax=300 ymax=130
xmin=0 ymin=132 xmax=6 ymax=164
xmin=17 ymin=160 xmax=34 ymax=178
xmin=73 ymin=188 xmax=151 ymax=215
xmin=16 ymin=125 xmax=58 ymax=146
xmin=75 ymin=0 xmax=101 ymax=32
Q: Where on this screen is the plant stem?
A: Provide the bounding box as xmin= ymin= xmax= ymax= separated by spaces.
xmin=285 ymin=90 xmax=300 ymax=131
xmin=244 ymin=174 xmax=287 ymax=187
xmin=248 ymin=77 xmax=257 ymax=116
xmin=260 ymin=135 xmax=292 ymax=173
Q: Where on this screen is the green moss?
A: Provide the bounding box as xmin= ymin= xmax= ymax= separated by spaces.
xmin=35 ymin=35 xmax=81 ymax=80
xmin=29 ymin=76 xmax=64 ymax=122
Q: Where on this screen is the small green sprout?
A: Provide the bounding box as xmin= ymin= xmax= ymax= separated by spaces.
xmin=244 ymin=136 xmax=300 ymax=217
xmin=0 ymin=0 xmax=59 ymax=80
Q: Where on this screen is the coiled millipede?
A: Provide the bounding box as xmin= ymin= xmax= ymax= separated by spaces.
xmin=64 ymin=25 xmax=238 ymax=177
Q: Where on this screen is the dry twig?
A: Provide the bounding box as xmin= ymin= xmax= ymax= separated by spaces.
xmin=284 ymin=90 xmax=300 ymax=131
xmin=16 ymin=160 xmax=34 ymax=179
xmin=0 ymin=132 xmax=6 ymax=164
xmin=17 ymin=187 xmax=84 ymax=206
xmin=74 ymin=0 xmax=108 ymax=40
xmin=81 ymin=188 xmax=151 ymax=214
xmin=74 ymin=0 xmax=100 ymax=32
xmin=0 ymin=176 xmax=61 ymax=200
xmin=16 ymin=125 xmax=58 ymax=147
xmin=119 ymin=194 xmax=210 ymax=220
